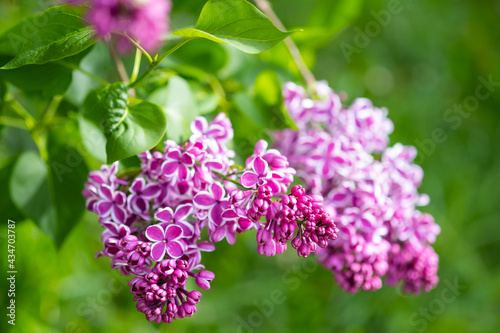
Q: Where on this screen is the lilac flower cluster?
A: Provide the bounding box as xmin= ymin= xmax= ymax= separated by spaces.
xmin=83 ymin=113 xmax=338 ymax=323
xmin=69 ymin=0 xmax=171 ymax=52
xmin=273 ymin=81 xmax=441 ymax=294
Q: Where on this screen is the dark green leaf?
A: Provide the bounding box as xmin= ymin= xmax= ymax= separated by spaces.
xmin=0 ymin=48 xmax=92 ymax=99
xmin=9 ymin=142 xmax=88 ymax=247
xmin=98 ymin=82 xmax=129 ymax=135
xmin=173 ymin=0 xmax=294 ymax=54
xmin=0 ymin=5 xmax=95 ymax=69
xmin=0 ymin=157 xmax=25 ymax=222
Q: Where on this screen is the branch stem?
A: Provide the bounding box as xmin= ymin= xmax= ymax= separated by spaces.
xmin=254 ymin=0 xmax=316 ymax=90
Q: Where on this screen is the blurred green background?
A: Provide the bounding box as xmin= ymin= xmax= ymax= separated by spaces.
xmin=1 ymin=0 xmax=500 ymax=332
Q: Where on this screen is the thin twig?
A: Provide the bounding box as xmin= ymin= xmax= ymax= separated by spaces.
xmin=254 ymin=0 xmax=316 ymax=90
xmin=109 ymin=44 xmax=130 ymax=83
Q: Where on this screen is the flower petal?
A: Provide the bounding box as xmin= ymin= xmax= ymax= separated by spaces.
xmin=141 ymin=184 xmax=161 ymax=198
xmin=112 ymin=205 xmax=126 ymax=223
xmin=210 ymin=226 xmax=226 ymax=243
xmin=240 ymin=172 xmax=258 ymax=188
xmin=252 ymin=156 xmax=268 ymax=176
xmin=210 ymin=204 xmax=224 ymax=227
xmin=211 ymin=182 xmax=225 ymax=201
xmin=97 ymin=201 xmax=112 ymax=216
xmin=181 ymin=153 xmax=194 ymax=166
xmin=174 ymin=204 xmax=193 ymax=221
xmin=162 ymin=161 xmax=179 ymax=176
xmin=222 ymin=209 xmax=239 ymax=219
xmin=146 ymin=225 xmax=165 ymax=242
xmin=166 ymin=240 xmax=185 ymax=259
xmin=254 ymin=139 xmax=268 ymax=155
xmin=191 ymin=117 xmax=208 ymax=134
xmin=155 ymin=207 xmax=174 ymax=223
xmin=99 ymin=185 xmax=114 ymax=201
xmin=130 ymin=178 xmax=145 ymax=194
xmin=150 ymin=242 xmax=167 ymax=261
xmin=165 ymin=224 xmax=183 ymax=241
xmin=193 ymin=192 xmax=216 ymax=208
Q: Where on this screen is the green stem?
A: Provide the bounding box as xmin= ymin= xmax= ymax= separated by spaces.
xmin=56 ymin=60 xmax=109 ymax=86
xmin=7 ymin=99 xmax=36 ymax=130
xmin=43 ymin=95 xmax=63 ymax=124
xmin=130 ymin=48 xmax=142 ymax=84
xmin=129 ymin=38 xmax=192 ymax=89
xmin=122 ymin=33 xmax=153 ymax=65
xmin=110 ymin=44 xmax=129 ymax=83
xmin=254 ymin=0 xmax=316 ymax=90
xmin=212 ymin=170 xmax=244 ymax=189
xmin=0 ymin=116 xmax=27 ymax=130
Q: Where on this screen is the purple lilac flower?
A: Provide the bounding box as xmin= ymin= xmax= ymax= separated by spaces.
xmin=273 ymin=81 xmax=440 ymax=294
xmin=83 ymin=113 xmax=332 ymax=323
xmin=71 ymin=0 xmax=172 ymax=52
xmin=146 ymin=224 xmax=186 ymax=261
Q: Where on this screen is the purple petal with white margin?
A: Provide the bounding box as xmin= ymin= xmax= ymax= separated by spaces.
xmin=209 ymin=204 xmax=225 ymax=227
xmin=131 ymin=178 xmax=145 ymax=194
xmin=240 ymin=172 xmax=258 ymax=188
xmin=165 ymin=224 xmax=183 ymax=241
xmin=193 ymin=192 xmax=216 ymax=208
xmin=112 ymin=205 xmax=126 ymax=223
xmin=197 ymin=241 xmax=215 ymax=252
xmin=141 ymin=184 xmax=161 ymax=198
xmin=211 ymin=182 xmax=225 ymax=201
xmin=99 ymin=185 xmax=114 ymax=201
xmin=151 ymin=242 xmax=167 ymax=261
xmin=166 ymin=241 xmax=184 ymax=258
xmin=252 ymin=156 xmax=268 ymax=176
xmin=222 ymin=209 xmax=239 ymax=220
xmin=114 ymin=192 xmax=126 ymax=205
xmin=174 ymin=204 xmax=193 ymax=221
xmin=191 ymin=117 xmax=208 ymax=134
xmin=166 ymin=150 xmax=181 ymax=160
xmin=177 ymin=221 xmax=195 ymax=238
xmin=146 ymin=225 xmax=165 ymax=242
xmin=155 ymin=207 xmax=174 ymax=223
xmin=181 ymin=153 xmax=194 ymax=166
xmin=254 ymin=139 xmax=268 ymax=155
xmin=97 ymin=201 xmax=112 ymax=216
xmin=210 ymin=226 xmax=226 ymax=243
xmin=162 ymin=161 xmax=179 ymax=175
xmin=178 ymin=164 xmax=189 ymax=180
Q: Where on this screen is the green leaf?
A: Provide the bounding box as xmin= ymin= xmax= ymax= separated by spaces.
xmin=98 ymin=82 xmax=129 ymax=136
xmin=0 ymin=5 xmax=95 ymax=69
xmin=9 ymin=144 xmax=88 ymax=247
xmin=79 ymin=83 xmax=167 ymax=163
xmin=106 ymin=100 xmax=167 ymax=163
xmin=308 ymin=0 xmax=364 ymax=33
xmin=149 ymin=76 xmax=198 ymax=142
xmin=79 ymin=89 xmax=108 ymax=162
xmin=173 ymin=0 xmax=294 ymax=54
xmin=0 ymin=48 xmax=92 ymax=99
xmin=0 ymin=157 xmax=25 ymax=223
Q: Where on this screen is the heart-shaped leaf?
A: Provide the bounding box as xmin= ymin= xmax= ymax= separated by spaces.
xmin=173 ymin=0 xmax=294 ymax=54
xmin=79 ymin=83 xmax=167 ymax=163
